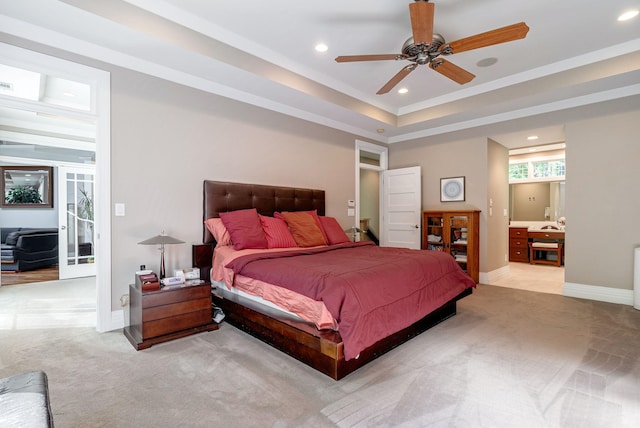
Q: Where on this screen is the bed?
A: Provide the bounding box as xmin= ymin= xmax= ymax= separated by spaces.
xmin=193 ymin=180 xmax=475 ymax=380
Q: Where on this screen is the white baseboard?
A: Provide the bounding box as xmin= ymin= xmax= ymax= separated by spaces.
xmin=480 ymin=265 xmax=510 ymax=285
xmin=110 ymin=309 xmax=125 ymax=330
xmin=563 ymin=282 xmax=634 ymax=306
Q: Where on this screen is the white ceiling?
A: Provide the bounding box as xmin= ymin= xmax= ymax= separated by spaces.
xmin=1 ymin=0 xmax=639 ymax=149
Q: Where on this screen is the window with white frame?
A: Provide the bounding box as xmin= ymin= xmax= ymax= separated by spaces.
xmin=509 ymin=156 xmax=565 ymax=182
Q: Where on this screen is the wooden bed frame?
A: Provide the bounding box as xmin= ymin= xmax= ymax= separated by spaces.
xmin=193 ymin=180 xmax=472 ymax=380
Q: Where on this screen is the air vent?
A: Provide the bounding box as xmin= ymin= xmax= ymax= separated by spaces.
xmin=0 ymin=81 xmax=14 ymax=90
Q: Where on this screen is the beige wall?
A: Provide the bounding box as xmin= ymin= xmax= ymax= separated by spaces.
xmin=564 ymin=109 xmax=640 ymax=290
xmin=486 ymin=139 xmax=509 ymax=273
xmin=388 ymin=137 xmax=490 ymax=272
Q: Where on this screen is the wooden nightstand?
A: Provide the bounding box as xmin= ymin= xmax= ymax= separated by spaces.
xmin=124 ymin=282 xmax=218 ymax=350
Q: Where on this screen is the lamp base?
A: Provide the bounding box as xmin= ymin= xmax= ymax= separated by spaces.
xmin=160 ymin=246 xmax=166 ymax=279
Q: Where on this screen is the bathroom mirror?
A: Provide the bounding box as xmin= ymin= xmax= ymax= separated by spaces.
xmin=509 ymin=181 xmax=564 ymax=221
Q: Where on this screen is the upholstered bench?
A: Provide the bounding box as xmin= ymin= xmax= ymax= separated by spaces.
xmin=0 ymin=371 xmax=54 ymax=427
xmin=529 ymin=241 xmax=563 ymax=267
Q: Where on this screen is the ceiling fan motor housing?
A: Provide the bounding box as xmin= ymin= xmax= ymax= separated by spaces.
xmin=402 ymin=33 xmax=445 ymax=64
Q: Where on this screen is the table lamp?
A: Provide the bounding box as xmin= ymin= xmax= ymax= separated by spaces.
xmin=138 ymin=232 xmax=184 ymax=279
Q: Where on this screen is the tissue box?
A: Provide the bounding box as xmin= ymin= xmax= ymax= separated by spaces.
xmin=174 ymin=268 xmax=200 ymax=280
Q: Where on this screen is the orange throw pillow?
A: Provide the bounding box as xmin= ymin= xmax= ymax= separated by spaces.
xmin=280 ymin=211 xmax=327 ymax=247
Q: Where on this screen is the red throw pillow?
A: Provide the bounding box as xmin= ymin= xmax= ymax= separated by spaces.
xmin=319 ymin=216 xmax=351 ymax=244
xmin=259 ymin=215 xmax=297 ymax=248
xmin=219 ymin=208 xmax=268 ymax=250
xmin=280 ymin=211 xmax=327 ymax=247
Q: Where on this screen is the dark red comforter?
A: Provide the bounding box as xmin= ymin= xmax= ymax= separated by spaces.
xmin=225 ymin=241 xmax=476 ymax=360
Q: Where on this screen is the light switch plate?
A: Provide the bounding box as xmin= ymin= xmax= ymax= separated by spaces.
xmin=115 ymin=203 xmax=125 ymax=216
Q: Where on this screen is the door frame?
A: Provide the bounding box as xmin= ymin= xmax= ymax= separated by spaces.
xmin=0 ymin=43 xmax=112 ymax=332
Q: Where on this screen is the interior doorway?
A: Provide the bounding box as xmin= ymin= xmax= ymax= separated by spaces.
xmin=493 ymin=143 xmax=567 ymax=294
xmin=0 ymin=43 xmax=112 ymax=332
xmin=355 ymin=140 xmax=387 ymax=244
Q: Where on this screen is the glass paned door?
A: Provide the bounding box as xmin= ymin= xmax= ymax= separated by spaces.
xmin=58 ymin=166 xmax=96 ymax=279
xmin=449 ymin=214 xmax=469 ymax=274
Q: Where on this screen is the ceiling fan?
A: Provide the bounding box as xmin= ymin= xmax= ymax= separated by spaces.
xmin=335 ymin=0 xmax=529 ymax=94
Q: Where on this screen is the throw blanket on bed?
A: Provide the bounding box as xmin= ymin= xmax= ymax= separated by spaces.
xmin=225 ymin=242 xmax=476 ymax=360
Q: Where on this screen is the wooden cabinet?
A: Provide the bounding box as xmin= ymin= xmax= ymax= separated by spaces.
xmin=422 ymin=210 xmax=480 ymax=283
xmin=509 ymin=227 xmax=529 ymax=262
xmin=124 ymin=282 xmax=218 ymax=350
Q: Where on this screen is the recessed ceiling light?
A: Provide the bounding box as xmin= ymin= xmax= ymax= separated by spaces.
xmin=315 ymin=43 xmax=328 ymax=52
xmin=476 ymin=57 xmax=498 ymax=67
xmin=618 ymin=10 xmax=639 ymax=21
xmin=527 ymin=135 xmax=539 ymax=140
xmin=376 ymin=128 xmax=385 ymax=134
xmin=398 ymin=87 xmax=408 ymax=94
xmin=63 ymin=92 xmax=76 ymax=97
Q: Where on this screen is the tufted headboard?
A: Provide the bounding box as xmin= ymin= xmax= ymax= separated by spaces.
xmin=202 ymin=180 xmax=325 ymax=244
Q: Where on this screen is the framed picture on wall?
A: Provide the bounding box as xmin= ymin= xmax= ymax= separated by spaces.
xmin=1 ymin=166 xmax=54 ymax=208
xmin=440 ymin=176 xmax=465 ymax=202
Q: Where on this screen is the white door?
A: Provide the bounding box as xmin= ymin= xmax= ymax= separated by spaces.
xmin=381 ymin=166 xmax=422 ymax=249
xmin=58 ymin=166 xmax=96 ymax=279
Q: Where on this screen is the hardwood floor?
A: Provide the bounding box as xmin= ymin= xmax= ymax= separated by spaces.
xmin=1 ymin=265 xmax=59 ymax=286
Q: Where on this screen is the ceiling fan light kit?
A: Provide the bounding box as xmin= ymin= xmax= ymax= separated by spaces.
xmin=335 ymin=0 xmax=529 ymax=94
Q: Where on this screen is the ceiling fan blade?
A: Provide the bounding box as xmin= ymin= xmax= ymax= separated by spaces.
xmin=429 ymin=59 xmax=475 ymax=84
xmin=335 ymin=54 xmax=403 ymax=63
xmin=409 ymin=1 xmax=435 ymax=45
xmin=377 ymin=64 xmax=417 ymax=95
xmin=444 ymin=22 xmax=529 ymax=54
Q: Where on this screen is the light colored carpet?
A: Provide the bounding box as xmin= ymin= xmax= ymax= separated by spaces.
xmin=1 ymin=282 xmax=639 ymax=427
xmin=0 ymin=277 xmax=96 ymax=330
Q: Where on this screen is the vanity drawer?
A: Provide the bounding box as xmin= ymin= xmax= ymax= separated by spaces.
xmin=509 ymin=246 xmax=529 ymax=262
xmin=509 ymin=227 xmax=528 ymax=238
xmin=510 ymin=237 xmax=528 ymax=249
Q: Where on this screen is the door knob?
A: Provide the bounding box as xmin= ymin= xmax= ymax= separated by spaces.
xmin=61 ymin=226 xmax=66 ymax=230
xmin=414 ymin=225 xmax=419 ymax=228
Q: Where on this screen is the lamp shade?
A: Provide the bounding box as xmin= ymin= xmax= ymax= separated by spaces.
xmin=138 ymin=232 xmax=184 ymax=279
xmin=138 ymin=234 xmax=184 ymax=245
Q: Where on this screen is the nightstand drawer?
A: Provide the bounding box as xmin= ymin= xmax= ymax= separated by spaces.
xmin=143 ymin=309 xmax=212 ymax=339
xmin=143 ymin=297 xmax=211 ymax=322
xmin=142 ymin=285 xmax=210 ymax=308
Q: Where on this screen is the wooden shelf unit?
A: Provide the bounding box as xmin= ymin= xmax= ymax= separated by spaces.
xmin=422 ymin=210 xmax=480 ymax=283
